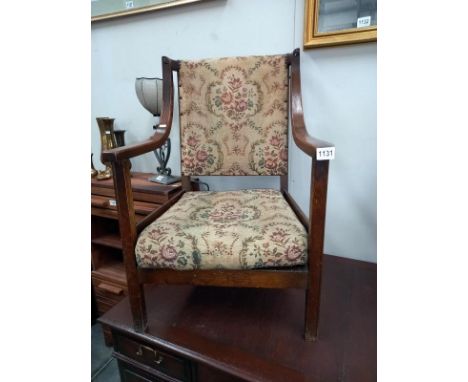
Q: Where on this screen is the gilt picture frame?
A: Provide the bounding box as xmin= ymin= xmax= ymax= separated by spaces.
xmin=304 ymin=0 xmax=377 ymax=49
xmin=92 ymin=0 xmax=213 ymax=22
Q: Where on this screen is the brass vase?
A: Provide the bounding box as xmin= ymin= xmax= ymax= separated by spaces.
xmin=114 ymin=129 xmax=127 ymax=147
xmin=113 ymin=129 xmax=132 ymax=169
xmin=96 ymin=117 xmax=117 ymax=180
xmin=91 ymin=153 xmax=98 ymax=178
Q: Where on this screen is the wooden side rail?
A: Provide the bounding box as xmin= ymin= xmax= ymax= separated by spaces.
xmin=282 ymin=190 xmax=309 ymax=231
xmin=138 ymin=267 xmax=309 ymax=289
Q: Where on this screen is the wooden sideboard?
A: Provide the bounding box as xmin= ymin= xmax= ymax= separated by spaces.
xmin=91 ymin=172 xmax=182 ymax=345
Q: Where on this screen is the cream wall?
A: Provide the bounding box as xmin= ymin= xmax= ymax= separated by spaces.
xmin=91 ymin=0 xmax=377 ymax=263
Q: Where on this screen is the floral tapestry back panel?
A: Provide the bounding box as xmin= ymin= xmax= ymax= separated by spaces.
xmin=178 ymin=54 xmax=289 ymax=176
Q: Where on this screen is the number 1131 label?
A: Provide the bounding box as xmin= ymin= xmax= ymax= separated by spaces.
xmin=316 ymin=147 xmax=335 ymax=160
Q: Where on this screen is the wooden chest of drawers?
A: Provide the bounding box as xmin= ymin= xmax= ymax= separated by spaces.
xmin=91 ymin=172 xmax=182 ymax=345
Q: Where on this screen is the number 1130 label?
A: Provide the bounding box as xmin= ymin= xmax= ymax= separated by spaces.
xmin=316 ymin=147 xmax=335 ymax=161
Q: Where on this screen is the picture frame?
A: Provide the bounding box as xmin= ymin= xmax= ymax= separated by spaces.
xmin=92 ymin=0 xmax=213 ymax=22
xmin=304 ymin=0 xmax=377 ymax=49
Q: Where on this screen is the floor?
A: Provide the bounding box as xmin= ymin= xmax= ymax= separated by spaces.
xmin=91 ymin=323 xmax=120 ymax=381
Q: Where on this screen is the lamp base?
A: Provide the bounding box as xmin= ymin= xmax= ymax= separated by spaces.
xmin=148 ymin=174 xmax=181 ymax=185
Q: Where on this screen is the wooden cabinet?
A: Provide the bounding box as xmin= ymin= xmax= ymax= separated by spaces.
xmin=91 ymin=172 xmax=182 ymax=345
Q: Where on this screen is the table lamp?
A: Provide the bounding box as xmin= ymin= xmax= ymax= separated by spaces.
xmin=135 ymin=77 xmax=180 ymax=184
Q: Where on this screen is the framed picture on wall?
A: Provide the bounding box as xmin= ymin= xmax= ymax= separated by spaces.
xmin=304 ymin=0 xmax=377 ymax=49
xmin=92 ymin=0 xmax=214 ymax=22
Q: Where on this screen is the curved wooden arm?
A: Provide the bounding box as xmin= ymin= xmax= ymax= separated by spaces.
xmin=288 ymin=49 xmax=333 ymax=338
xmin=102 ymin=56 xmax=177 ymax=163
xmin=102 ymin=56 xmax=179 ymax=332
xmin=290 ymin=48 xmax=334 ymax=160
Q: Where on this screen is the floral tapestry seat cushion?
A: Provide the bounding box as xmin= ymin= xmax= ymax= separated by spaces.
xmin=135 ymin=189 xmax=308 ymax=270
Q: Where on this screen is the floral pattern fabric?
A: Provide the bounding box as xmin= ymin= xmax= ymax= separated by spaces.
xmin=135 ymin=189 xmax=307 ymax=270
xmin=179 ymin=54 xmax=289 ymax=176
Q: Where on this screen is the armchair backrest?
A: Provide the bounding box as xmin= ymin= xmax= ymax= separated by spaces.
xmin=178 ymin=54 xmax=289 ymax=176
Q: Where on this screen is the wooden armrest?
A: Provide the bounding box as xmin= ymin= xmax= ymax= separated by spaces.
xmin=102 ymin=55 xmax=177 ymax=163
xmin=290 ymin=48 xmax=334 ymax=160
xmin=103 ymin=56 xmax=179 ymax=311
xmin=102 ymin=128 xmax=170 ymax=163
xmin=292 ymin=124 xmax=334 ymax=159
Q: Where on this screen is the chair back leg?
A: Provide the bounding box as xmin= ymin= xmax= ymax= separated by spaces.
xmin=181 ymin=175 xmax=192 ymax=191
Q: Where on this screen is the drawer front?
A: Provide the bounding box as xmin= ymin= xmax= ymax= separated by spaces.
xmin=115 ymin=333 xmax=192 ymax=382
xmin=92 ymin=276 xmax=127 ymax=313
xmin=118 ymin=360 xmax=167 ymax=382
xmin=122 ymin=369 xmax=154 ymax=382
xmin=92 ymin=278 xmax=127 ymax=302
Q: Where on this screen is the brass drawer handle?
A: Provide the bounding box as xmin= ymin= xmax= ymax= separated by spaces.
xmin=135 ymin=345 xmax=164 ymax=365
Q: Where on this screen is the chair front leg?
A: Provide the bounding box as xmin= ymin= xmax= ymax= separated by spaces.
xmin=304 ymin=159 xmax=329 ymax=341
xmin=112 ymin=160 xmax=148 ymax=332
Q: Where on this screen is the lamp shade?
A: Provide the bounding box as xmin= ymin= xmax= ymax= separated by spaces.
xmin=135 ymin=77 xmax=163 ymax=116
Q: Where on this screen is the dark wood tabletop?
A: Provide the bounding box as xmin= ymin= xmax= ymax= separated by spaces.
xmin=100 ymin=255 xmax=376 ymax=382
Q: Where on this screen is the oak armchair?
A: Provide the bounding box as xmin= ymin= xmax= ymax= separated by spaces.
xmin=102 ymin=48 xmax=333 ymax=341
